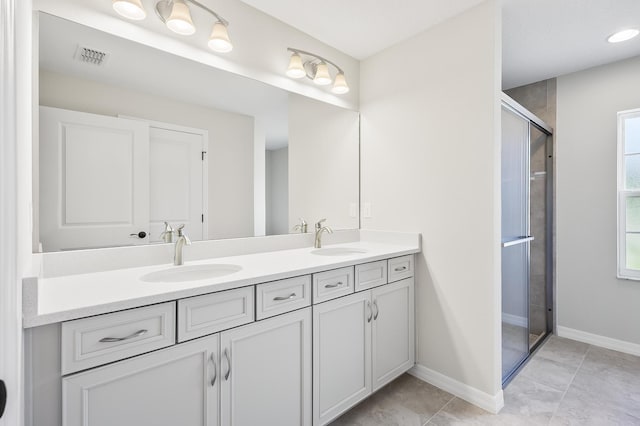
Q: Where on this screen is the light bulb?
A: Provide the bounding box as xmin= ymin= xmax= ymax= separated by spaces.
xmin=112 ymin=0 xmax=146 ymax=20
xmin=607 ymin=29 xmax=639 ymax=43
xmin=286 ymin=53 xmax=306 ymax=79
xmin=166 ymin=0 xmax=196 ymax=35
xmin=331 ymin=72 xmax=349 ymax=94
xmin=313 ymin=62 xmax=332 ymax=86
xmin=208 ymin=22 xmax=233 ymax=52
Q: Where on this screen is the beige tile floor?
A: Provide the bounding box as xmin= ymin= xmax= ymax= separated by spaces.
xmin=330 ymin=336 xmax=640 ymax=426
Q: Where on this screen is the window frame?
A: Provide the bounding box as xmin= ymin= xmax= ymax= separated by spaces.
xmin=617 ymin=108 xmax=640 ymax=280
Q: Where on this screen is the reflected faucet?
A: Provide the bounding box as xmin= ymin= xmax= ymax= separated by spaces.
xmin=314 ymin=219 xmax=333 ymax=249
xmin=160 ymin=221 xmax=175 ymax=243
xmin=174 ymin=225 xmax=191 ymax=266
xmin=293 ymin=218 xmax=308 ymax=234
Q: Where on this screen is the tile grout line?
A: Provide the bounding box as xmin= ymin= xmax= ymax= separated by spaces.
xmin=548 ymin=344 xmax=592 ymax=423
xmin=422 ymin=395 xmax=456 ymax=425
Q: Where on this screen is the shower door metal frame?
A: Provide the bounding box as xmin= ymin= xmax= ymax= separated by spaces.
xmin=500 ymin=94 xmax=554 ymax=386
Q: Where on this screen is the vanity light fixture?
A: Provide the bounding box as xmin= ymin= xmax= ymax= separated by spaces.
xmin=112 ymin=0 xmax=233 ymax=53
xmin=607 ymin=28 xmax=639 ymax=43
xmin=112 ymin=0 xmax=147 ymax=20
xmin=286 ymin=48 xmax=350 ymax=95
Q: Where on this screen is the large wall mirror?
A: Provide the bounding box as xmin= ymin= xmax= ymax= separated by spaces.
xmin=34 ymin=12 xmax=360 ymax=253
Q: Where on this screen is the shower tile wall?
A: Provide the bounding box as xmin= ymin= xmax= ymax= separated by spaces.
xmin=506 ymin=79 xmax=556 ymax=339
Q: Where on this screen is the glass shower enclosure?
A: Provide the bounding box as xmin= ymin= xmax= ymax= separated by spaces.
xmin=501 ymin=98 xmax=553 ymax=384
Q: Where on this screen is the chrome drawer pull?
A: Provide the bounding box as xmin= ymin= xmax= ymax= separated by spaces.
xmin=324 ymin=281 xmax=343 ymax=289
xmin=273 ymin=293 xmax=296 ymax=301
xmin=99 ymin=329 xmax=148 ymax=343
xmin=210 ymin=352 xmax=217 ymax=386
xmin=373 ymin=300 xmax=379 ymax=320
xmin=394 ymin=266 xmax=407 ymax=272
xmin=224 ymin=348 xmax=231 ymax=381
xmin=367 ymin=301 xmax=372 ymax=323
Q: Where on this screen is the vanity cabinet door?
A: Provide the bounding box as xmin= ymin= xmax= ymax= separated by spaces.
xmin=219 ymin=308 xmax=311 ymax=426
xmin=63 ymin=334 xmax=219 ymax=426
xmin=313 ymin=291 xmax=372 ymax=426
xmin=371 ymin=278 xmax=415 ymax=392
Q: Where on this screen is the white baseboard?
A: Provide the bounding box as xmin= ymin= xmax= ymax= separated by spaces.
xmin=556 ymin=326 xmax=640 ymax=357
xmin=502 ymin=313 xmax=527 ymax=328
xmin=409 ymin=364 xmax=504 ymax=414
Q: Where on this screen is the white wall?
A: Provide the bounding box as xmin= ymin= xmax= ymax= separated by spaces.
xmin=360 ymin=0 xmax=503 ymax=403
xmin=266 ymin=147 xmax=289 ymax=235
xmin=39 ymin=70 xmax=255 ymax=241
xmin=556 ymin=55 xmax=640 ymax=348
xmin=288 ymin=93 xmax=359 ymax=231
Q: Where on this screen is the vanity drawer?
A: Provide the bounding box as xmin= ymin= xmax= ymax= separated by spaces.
xmin=256 ymin=275 xmax=311 ymax=320
xmin=313 ymin=266 xmax=354 ymax=304
xmin=177 ymin=286 xmax=254 ymax=342
xmin=355 ymin=260 xmax=388 ymax=291
xmin=61 ymin=302 xmax=176 ymax=375
xmin=388 ymin=255 xmax=414 ymax=282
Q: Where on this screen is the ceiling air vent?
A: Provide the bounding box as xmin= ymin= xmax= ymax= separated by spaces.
xmin=74 ymin=46 xmax=110 ymax=66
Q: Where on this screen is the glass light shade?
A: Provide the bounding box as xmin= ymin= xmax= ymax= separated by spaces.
xmin=608 ymin=29 xmax=639 ymax=43
xmin=313 ymin=62 xmax=332 ymax=86
xmin=208 ymin=22 xmax=233 ymax=52
xmin=166 ymin=0 xmax=196 ymax=35
xmin=112 ymin=0 xmax=146 ymax=20
xmin=331 ymin=72 xmax=349 ymax=94
xmin=286 ymin=53 xmax=306 ymax=79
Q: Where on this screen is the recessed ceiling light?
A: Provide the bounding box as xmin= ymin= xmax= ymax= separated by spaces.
xmin=607 ymin=29 xmax=639 ymax=43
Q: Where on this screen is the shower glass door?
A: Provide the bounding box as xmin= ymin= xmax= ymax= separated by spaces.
xmin=501 ymin=105 xmax=531 ymax=381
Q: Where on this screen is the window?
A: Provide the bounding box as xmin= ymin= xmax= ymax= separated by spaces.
xmin=618 ymin=109 xmax=640 ymax=279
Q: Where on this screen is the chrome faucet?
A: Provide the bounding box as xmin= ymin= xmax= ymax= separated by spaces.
xmin=160 ymin=221 xmax=175 ymax=243
xmin=314 ymin=219 xmax=333 ymax=249
xmin=293 ymin=218 xmax=308 ymax=233
xmin=174 ymin=224 xmax=191 ymax=266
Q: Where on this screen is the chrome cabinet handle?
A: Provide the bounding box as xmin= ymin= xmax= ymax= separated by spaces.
xmin=366 ymin=301 xmax=372 ymax=323
xmin=210 ymin=352 xmax=217 ymax=386
xmin=99 ymin=329 xmax=148 ymax=343
xmin=274 ymin=293 xmax=296 ymax=301
xmin=223 ymin=348 xmax=231 ymax=381
xmin=325 ymin=281 xmax=343 ymax=289
xmin=394 ymin=266 xmax=407 ymax=272
xmin=373 ymin=300 xmax=379 ymax=320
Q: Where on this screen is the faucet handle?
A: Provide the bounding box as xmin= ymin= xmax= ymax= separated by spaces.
xmin=163 ymin=221 xmax=174 ymax=232
xmin=177 ymin=224 xmax=186 ymax=236
xmin=316 ymin=218 xmax=327 ymax=227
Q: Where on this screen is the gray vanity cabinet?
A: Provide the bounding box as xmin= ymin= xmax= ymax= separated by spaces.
xmin=62 ymin=307 xmax=312 ymax=426
xmin=220 ymin=307 xmax=311 ymax=426
xmin=63 ymin=334 xmax=220 ymax=426
xmin=312 ymin=259 xmax=415 ymax=426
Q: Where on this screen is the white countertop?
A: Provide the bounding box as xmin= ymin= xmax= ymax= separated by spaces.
xmin=23 ymin=238 xmax=420 ymax=328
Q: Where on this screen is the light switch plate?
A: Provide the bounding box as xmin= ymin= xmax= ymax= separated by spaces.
xmin=349 ymin=203 xmax=358 ymax=218
xmin=363 ymin=202 xmax=372 ymax=218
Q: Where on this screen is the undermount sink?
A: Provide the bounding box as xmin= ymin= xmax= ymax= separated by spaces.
xmin=141 ymin=264 xmax=242 ymax=283
xmin=311 ymin=247 xmax=368 ymax=256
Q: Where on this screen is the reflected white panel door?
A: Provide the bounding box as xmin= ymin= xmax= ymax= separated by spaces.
xmin=148 ymin=126 xmax=205 ymax=242
xmin=220 ymin=308 xmax=311 ymax=426
xmin=313 ymin=291 xmax=372 ymax=426
xmin=371 ymin=278 xmax=415 ymax=392
xmin=39 ymin=106 xmax=149 ymax=251
xmin=63 ymin=334 xmax=219 ymax=426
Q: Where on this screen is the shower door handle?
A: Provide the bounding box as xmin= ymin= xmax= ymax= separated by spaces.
xmin=502 ymin=236 xmax=534 ymax=248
